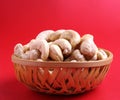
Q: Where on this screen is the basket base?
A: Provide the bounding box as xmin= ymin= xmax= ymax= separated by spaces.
xmin=13 ymin=62 xmax=111 ymax=95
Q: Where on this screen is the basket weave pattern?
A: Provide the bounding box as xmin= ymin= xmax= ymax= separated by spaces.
xmin=13 ymin=63 xmax=110 ymax=94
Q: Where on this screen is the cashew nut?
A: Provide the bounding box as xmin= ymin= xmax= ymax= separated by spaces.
xmin=21 ymin=49 xmax=40 ymax=60
xmin=81 ymin=34 xmax=93 ymax=41
xmin=71 ymin=49 xmax=85 ymax=61
xmin=29 ymin=39 xmax=49 ymax=60
xmin=14 ymin=43 xmax=24 ymax=58
xmin=29 ymin=39 xmax=37 ymax=49
xmin=80 ymin=34 xmax=98 ymax=60
xmin=49 ymin=44 xmax=63 ymax=61
xmin=36 ymin=30 xmax=54 ymax=41
xmin=53 ymin=38 xmax=72 ymax=55
xmin=49 ymin=29 xmax=65 ymax=41
xmin=65 ymin=49 xmax=85 ymax=61
xmin=97 ymin=49 xmax=108 ymax=60
xmin=60 ymin=30 xmax=81 ymax=48
xmin=14 ymin=43 xmax=40 ymax=60
xmin=55 ymin=29 xmax=65 ymax=33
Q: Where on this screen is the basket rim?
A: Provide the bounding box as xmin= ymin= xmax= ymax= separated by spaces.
xmin=11 ymin=49 xmax=113 ymax=68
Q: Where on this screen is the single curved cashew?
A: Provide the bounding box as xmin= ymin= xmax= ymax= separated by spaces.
xmin=14 ymin=43 xmax=24 ymax=57
xmin=29 ymin=39 xmax=49 ymax=60
xmin=81 ymin=34 xmax=93 ymax=42
xmin=71 ymin=49 xmax=85 ymax=61
xmin=60 ymin=30 xmax=81 ymax=48
xmin=29 ymin=49 xmax=40 ymax=60
xmin=36 ymin=30 xmax=54 ymax=41
xmin=80 ymin=35 xmax=98 ymax=60
xmin=53 ymin=38 xmax=72 ymax=55
xmin=49 ymin=44 xmax=63 ymax=61
xmin=97 ymin=49 xmax=108 ymax=60
xmin=49 ymin=29 xmax=65 ymax=41
xmin=29 ymin=39 xmax=37 ymax=49
xmin=65 ymin=49 xmax=85 ymax=61
xmin=21 ymin=49 xmax=40 ymax=60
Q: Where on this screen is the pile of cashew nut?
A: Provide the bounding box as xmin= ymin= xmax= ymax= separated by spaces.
xmin=14 ymin=29 xmax=108 ymax=62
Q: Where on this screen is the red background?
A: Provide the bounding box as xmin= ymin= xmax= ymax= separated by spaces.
xmin=0 ymin=0 xmax=120 ymax=100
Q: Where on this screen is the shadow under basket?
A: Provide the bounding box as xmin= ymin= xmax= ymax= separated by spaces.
xmin=11 ymin=49 xmax=113 ymax=95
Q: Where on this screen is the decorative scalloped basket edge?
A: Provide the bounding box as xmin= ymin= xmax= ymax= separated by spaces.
xmin=11 ymin=49 xmax=113 ymax=95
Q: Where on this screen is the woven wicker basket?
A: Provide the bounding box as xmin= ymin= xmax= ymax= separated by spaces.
xmin=12 ymin=49 xmax=113 ymax=95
